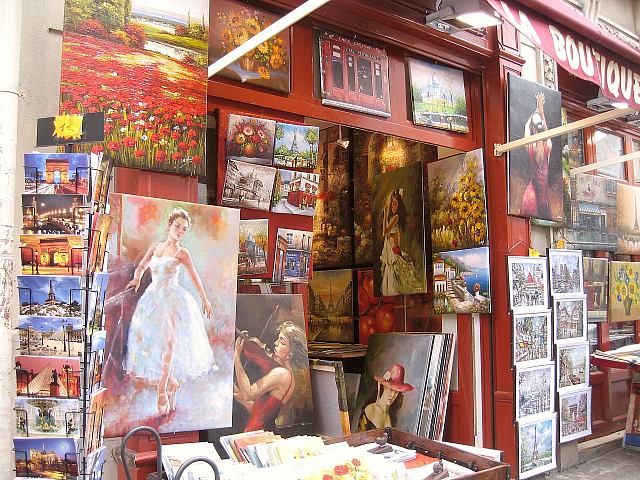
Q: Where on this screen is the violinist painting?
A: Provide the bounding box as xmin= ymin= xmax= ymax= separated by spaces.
xmin=101 ymin=193 xmax=239 ymax=437
xmin=507 ymin=73 xmax=563 ymax=223
xmin=232 ymin=294 xmax=313 ymax=434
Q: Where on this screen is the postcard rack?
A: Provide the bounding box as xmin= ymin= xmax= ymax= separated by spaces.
xmin=328 ymin=428 xmax=511 ymax=480
xmin=14 ymin=136 xmax=112 ymax=480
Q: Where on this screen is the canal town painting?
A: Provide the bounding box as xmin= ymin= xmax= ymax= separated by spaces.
xmin=548 ymin=249 xmax=584 ymax=298
xmin=515 ymin=363 xmax=555 ymax=420
xmin=60 ymin=0 xmax=209 ymax=175
xmin=308 ymin=269 xmax=354 ymax=343
xmin=222 ymin=159 xmax=277 ymax=212
xmin=518 ymin=413 xmax=557 ymax=479
xmin=432 ymin=247 xmax=491 ymax=314
xmin=513 ymin=311 xmax=552 ymax=367
xmin=559 ymin=387 xmax=592 ymax=443
xmin=24 ymin=153 xmax=90 ymax=194
xmin=508 ymin=256 xmax=549 ymax=314
xmin=14 ymin=437 xmax=79 ymax=477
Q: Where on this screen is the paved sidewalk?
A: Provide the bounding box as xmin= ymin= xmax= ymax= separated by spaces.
xmin=547 ymin=446 xmax=639 ymax=479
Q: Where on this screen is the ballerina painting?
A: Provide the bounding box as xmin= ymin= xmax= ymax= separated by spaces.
xmin=102 ymin=193 xmax=239 ymax=437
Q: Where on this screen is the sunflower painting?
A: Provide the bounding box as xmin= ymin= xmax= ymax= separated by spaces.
xmin=211 ymin=0 xmax=290 ymax=92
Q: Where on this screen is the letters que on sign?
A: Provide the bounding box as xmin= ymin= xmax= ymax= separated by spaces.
xmin=487 ymin=0 xmax=640 ymax=110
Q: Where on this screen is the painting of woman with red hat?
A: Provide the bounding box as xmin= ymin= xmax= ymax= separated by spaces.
xmin=357 ymin=363 xmax=413 ymax=431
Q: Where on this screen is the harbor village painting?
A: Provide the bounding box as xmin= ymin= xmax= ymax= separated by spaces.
xmin=432 ymin=247 xmax=491 ymax=314
xmin=308 ymin=269 xmax=354 ymax=343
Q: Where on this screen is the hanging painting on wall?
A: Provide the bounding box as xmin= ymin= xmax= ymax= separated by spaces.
xmin=318 ymin=31 xmax=391 ymax=117
xmin=515 ymin=363 xmax=555 ymax=420
xmin=513 ymin=310 xmax=552 ymax=367
xmin=221 ymin=160 xmax=277 ymax=212
xmin=557 ymin=342 xmax=590 ymax=392
xmin=352 ymin=129 xmax=433 ymax=264
xmin=15 ymin=355 xmax=81 ymax=399
xmin=101 ymin=193 xmax=239 ymax=437
xmin=19 ymin=234 xmax=83 ymax=276
xmin=15 ymin=397 xmax=81 ymax=437
xmin=211 ymin=0 xmax=290 ymax=92
xmin=238 ymin=219 xmax=268 ymax=276
xmin=427 ymin=148 xmax=488 ymax=252
xmin=274 ymin=122 xmax=320 ymax=169
xmin=553 ymin=296 xmax=587 ymax=344
xmin=231 ymin=294 xmax=313 ymax=434
xmin=556 ymin=173 xmax=617 ymax=251
xmin=616 ymin=183 xmax=640 ymax=254
xmin=24 ymin=153 xmax=90 ymax=195
xmin=609 ymin=261 xmax=640 ymax=322
xmin=549 ymin=249 xmax=584 ymax=298
xmin=408 ymin=57 xmax=469 ymax=133
xmin=277 ymin=228 xmax=313 ymax=283
xmin=356 ymin=270 xmax=400 ymax=345
xmin=507 ymin=256 xmax=549 ymax=314
xmin=60 ymin=0 xmax=209 ymax=175
xmin=507 ymin=73 xmax=564 ymax=223
xmin=308 ymin=269 xmax=354 ymax=343
xmin=432 ymin=247 xmax=491 ymax=314
xmin=517 ymin=413 xmax=557 ymax=479
xmin=559 ymin=387 xmax=592 ymax=443
xmin=271 ymin=169 xmax=320 ymax=217
xmin=372 ymin=161 xmax=427 ymax=296
xmin=583 ymin=257 xmax=609 ymax=322
xmin=22 ymin=194 xmax=86 ymax=235
xmin=313 ymin=126 xmax=353 ymax=269
xmin=226 ymin=114 xmax=276 ymax=166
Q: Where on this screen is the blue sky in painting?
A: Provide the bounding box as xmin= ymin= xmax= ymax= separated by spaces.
xmin=17 ymin=315 xmax=82 ymax=332
xmin=18 ymin=275 xmax=81 ymax=305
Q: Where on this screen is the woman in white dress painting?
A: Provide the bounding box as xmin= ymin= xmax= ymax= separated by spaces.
xmin=124 ymin=208 xmax=216 ymax=416
xmin=380 ymin=189 xmax=420 ymax=296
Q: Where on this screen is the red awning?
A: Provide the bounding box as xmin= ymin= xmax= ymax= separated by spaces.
xmin=486 ymin=0 xmax=640 ymax=111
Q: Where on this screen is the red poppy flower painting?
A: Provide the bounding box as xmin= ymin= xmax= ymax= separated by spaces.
xmin=59 ymin=0 xmax=209 ymax=175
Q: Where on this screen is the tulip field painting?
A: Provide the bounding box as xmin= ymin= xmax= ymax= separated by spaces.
xmin=60 ymin=0 xmax=209 ymax=175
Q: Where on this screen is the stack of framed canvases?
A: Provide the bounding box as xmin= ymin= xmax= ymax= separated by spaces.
xmin=508 ymin=250 xmax=592 ymax=479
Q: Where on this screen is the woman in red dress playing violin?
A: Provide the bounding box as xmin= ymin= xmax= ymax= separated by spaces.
xmin=233 ymin=321 xmax=308 ymax=431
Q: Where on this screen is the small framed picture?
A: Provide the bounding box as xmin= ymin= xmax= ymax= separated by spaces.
xmin=508 ymin=256 xmax=549 ymax=313
xmin=518 ymin=413 xmax=557 ymax=479
xmin=559 ymin=387 xmax=592 ymax=443
xmin=548 ymin=249 xmax=584 ymax=298
xmin=515 ymin=362 xmax=555 ymax=420
xmin=513 ymin=310 xmax=552 ymax=367
xmin=557 ymin=342 xmax=590 ymax=393
xmin=553 ymin=295 xmax=587 ymax=344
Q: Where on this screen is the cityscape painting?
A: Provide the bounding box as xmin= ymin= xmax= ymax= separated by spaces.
xmin=583 ymin=257 xmax=609 ymax=322
xmin=21 ymin=194 xmax=86 ymax=235
xmin=408 ymin=57 xmax=469 ymax=133
xmin=238 ymin=219 xmax=268 ymax=276
xmin=225 ymin=114 xmax=276 ymax=166
xmin=19 ymin=235 xmax=83 ymax=276
xmin=308 ymin=269 xmax=354 ymax=343
xmin=518 ymin=413 xmax=557 ymax=479
xmin=557 ymin=342 xmax=590 ymax=392
xmin=271 ymin=169 xmax=320 ymax=217
xmin=277 ymin=228 xmax=313 ymax=283
xmin=507 ymin=257 xmax=549 ymax=314
xmin=515 ymin=363 xmax=555 ymax=420
xmin=24 ymin=153 xmax=90 ymax=194
xmin=15 ymin=355 xmax=81 ymax=399
xmin=15 ymin=397 xmax=81 ymax=437
xmin=274 ymin=122 xmax=320 ymax=169
xmin=432 ymin=247 xmax=491 ymax=314
xmin=18 ymin=275 xmax=82 ymax=318
xmin=553 ymin=296 xmax=587 ymax=344
xmin=616 ymin=183 xmax=640 ymax=254
xmin=548 ymin=249 xmax=584 ymax=298
xmin=559 ymin=387 xmax=592 ymax=443
xmin=221 ymin=159 xmax=277 ymax=212
xmin=14 ymin=437 xmax=78 ymax=477
xmin=17 ymin=316 xmax=83 ymax=357
xmin=513 ymin=311 xmax=552 ymax=367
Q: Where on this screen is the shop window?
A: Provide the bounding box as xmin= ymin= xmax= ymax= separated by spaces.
xmin=347 ymin=55 xmax=356 ymax=92
xmin=633 ymin=140 xmax=640 ymax=183
xmin=608 ymin=321 xmax=636 ymax=350
xmin=332 ymin=50 xmax=344 ymax=89
xmin=357 ymin=58 xmax=373 ymax=96
xmin=594 ymin=129 xmax=625 ymax=179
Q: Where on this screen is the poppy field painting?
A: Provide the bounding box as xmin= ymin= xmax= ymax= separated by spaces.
xmin=60 ymin=0 xmax=209 ymax=175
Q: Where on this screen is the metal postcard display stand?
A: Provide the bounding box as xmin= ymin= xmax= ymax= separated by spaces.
xmin=14 ymin=112 xmax=112 ymax=479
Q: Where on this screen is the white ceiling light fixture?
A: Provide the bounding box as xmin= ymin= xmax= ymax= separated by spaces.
xmin=425 ymin=0 xmax=502 ymax=29
xmin=587 ymin=89 xmax=630 ymax=112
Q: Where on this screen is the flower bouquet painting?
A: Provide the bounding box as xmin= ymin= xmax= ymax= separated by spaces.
xmin=226 ymin=114 xmax=276 ymax=165
xmin=211 ymin=0 xmax=291 ymax=92
xmin=609 ymin=261 xmax=640 ymax=322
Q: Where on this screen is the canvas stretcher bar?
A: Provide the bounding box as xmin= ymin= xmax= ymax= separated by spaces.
xmin=493 ymin=107 xmax=635 ymax=156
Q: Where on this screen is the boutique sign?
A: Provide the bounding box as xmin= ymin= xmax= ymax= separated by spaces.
xmin=487 ymin=0 xmax=640 ymax=111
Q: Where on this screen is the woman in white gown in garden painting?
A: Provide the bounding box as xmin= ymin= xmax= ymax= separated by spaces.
xmin=124 ymin=208 xmax=217 ymax=416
